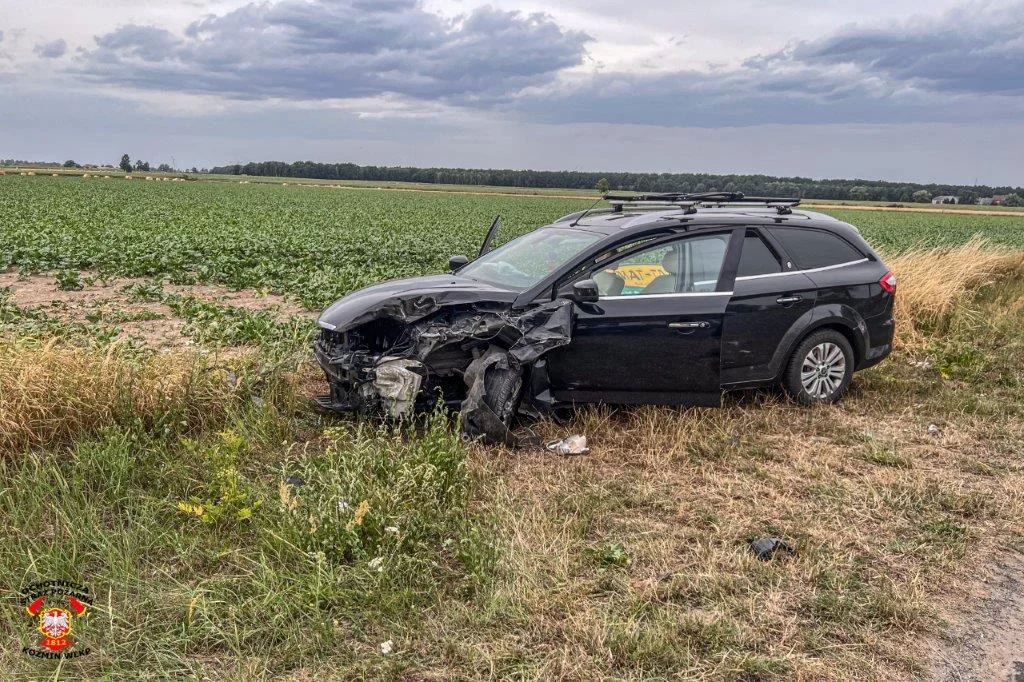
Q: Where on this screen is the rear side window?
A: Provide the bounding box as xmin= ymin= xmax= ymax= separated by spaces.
xmin=769 ymin=228 xmax=864 ymax=269
xmin=737 ymin=233 xmax=782 ymax=277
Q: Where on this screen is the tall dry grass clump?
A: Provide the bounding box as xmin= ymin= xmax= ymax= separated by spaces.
xmin=0 ymin=340 xmax=236 ymax=453
xmin=887 ymin=238 xmax=1024 ymax=347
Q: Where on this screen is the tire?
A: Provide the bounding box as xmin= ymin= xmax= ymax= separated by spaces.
xmin=482 ymin=363 xmax=523 ymax=427
xmin=783 ymin=329 xmax=854 ymax=405
xmin=460 ymin=347 xmax=524 ymax=444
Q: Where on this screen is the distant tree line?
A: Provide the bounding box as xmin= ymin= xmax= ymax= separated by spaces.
xmin=208 ymin=160 xmax=1023 ymax=204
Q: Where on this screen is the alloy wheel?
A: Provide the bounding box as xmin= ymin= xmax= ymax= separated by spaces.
xmin=800 ymin=342 xmax=847 ymax=399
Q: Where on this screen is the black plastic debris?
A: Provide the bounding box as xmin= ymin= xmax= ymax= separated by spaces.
xmin=285 ymin=475 xmax=306 ymax=487
xmin=749 ymin=537 xmax=795 ymax=561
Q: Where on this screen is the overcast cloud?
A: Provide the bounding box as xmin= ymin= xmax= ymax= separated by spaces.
xmin=0 ymin=0 xmax=1021 ymax=184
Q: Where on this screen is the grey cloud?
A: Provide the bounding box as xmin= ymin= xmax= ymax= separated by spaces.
xmin=62 ymin=0 xmax=1024 ymax=129
xmin=77 ymin=0 xmax=589 ymax=101
xmin=34 ymin=38 xmax=68 ymax=59
xmin=516 ymin=2 xmax=1024 ymax=127
xmin=772 ymin=2 xmax=1024 ymax=97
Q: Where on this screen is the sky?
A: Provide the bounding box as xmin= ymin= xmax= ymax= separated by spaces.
xmin=1 ymin=0 xmax=1022 ymax=185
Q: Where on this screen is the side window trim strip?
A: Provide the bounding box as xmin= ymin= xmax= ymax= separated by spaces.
xmin=734 ymin=258 xmax=869 ymax=282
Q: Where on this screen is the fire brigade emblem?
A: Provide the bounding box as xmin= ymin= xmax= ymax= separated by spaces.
xmin=20 ymin=581 xmax=93 ymax=659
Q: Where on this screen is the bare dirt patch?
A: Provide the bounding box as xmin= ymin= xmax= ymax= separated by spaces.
xmin=805 ymin=203 xmax=1024 ymax=217
xmin=0 ymin=269 xmax=312 ymax=348
xmin=928 ymin=553 xmax=1024 ymax=681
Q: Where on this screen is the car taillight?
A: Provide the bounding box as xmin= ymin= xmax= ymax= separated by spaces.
xmin=879 ymin=271 xmax=897 ymax=294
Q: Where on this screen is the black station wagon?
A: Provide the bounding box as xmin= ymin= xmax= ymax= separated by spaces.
xmin=314 ymin=193 xmax=896 ymax=442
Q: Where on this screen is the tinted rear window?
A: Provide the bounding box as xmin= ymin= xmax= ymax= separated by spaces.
xmin=737 ymin=233 xmax=782 ymax=277
xmin=769 ymin=228 xmax=864 ymax=269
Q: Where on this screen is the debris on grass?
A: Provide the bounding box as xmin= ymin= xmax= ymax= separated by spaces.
xmin=546 ymin=434 xmax=589 ymax=456
xmin=748 ymin=537 xmax=795 ymax=561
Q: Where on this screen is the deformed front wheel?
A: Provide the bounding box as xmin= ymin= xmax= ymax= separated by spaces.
xmin=460 ymin=346 xmax=524 ymax=444
xmin=783 ymin=329 xmax=854 ymax=405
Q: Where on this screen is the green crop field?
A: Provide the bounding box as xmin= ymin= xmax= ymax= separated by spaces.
xmin=2 ymin=173 xmax=1024 ymax=680
xmin=2 ymin=176 xmax=1023 ymax=311
xmin=0 ymin=176 xmax=592 ymax=309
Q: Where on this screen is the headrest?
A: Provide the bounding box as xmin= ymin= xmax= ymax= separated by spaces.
xmin=661 ymin=248 xmax=679 ymax=275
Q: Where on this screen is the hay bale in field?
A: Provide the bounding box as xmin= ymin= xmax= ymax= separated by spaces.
xmin=103 ymin=175 xmax=111 ymax=179
xmin=19 ymin=172 xmax=26 ymax=176
xmin=146 ymin=176 xmax=153 ymax=180
xmin=27 ymin=171 xmax=36 ymax=176
xmin=83 ymin=174 xmax=91 ymax=178
xmin=124 ymin=175 xmax=132 ymax=180
xmin=52 ymin=173 xmax=59 ymax=177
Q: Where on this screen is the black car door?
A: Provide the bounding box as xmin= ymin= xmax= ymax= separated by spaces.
xmin=720 ymin=228 xmax=818 ymax=385
xmin=546 ymin=230 xmax=741 ymax=406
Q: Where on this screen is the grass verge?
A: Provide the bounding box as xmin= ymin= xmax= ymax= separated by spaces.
xmin=0 ymin=243 xmax=1022 ymax=679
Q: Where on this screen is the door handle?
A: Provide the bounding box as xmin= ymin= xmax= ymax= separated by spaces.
xmin=776 ymin=295 xmax=803 ymax=305
xmin=669 ymin=321 xmax=709 ymax=329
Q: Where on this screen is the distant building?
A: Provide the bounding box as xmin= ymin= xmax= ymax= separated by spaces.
xmin=992 ymin=195 xmax=1009 ymax=205
xmin=979 ymin=197 xmax=994 ymax=205
xmin=932 ymin=195 xmax=959 ymax=204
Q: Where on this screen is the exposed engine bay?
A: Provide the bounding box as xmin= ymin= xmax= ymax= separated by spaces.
xmin=313 ymin=296 xmax=575 ymax=444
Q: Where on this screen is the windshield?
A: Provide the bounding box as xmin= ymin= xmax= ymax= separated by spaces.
xmin=459 ymin=228 xmax=602 ymax=289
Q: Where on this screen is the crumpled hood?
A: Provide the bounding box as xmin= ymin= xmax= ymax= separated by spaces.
xmin=317 ymin=274 xmax=519 ymax=332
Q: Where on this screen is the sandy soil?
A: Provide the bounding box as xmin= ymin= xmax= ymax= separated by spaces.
xmin=0 ymin=269 xmax=312 ymax=348
xmin=929 ymin=553 xmax=1024 ymax=681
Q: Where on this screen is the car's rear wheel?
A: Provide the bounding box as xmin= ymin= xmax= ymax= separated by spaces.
xmin=783 ymin=329 xmax=854 ymax=404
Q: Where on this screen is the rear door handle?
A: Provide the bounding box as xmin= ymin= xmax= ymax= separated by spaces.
xmin=776 ymin=295 xmax=803 ymax=305
xmin=669 ymin=321 xmax=709 ymax=329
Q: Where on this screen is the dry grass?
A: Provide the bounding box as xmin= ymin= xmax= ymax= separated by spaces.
xmin=461 ymin=389 xmax=1024 ymax=679
xmin=887 ymin=238 xmax=1024 ymax=347
xmin=0 ymin=339 xmax=237 ymax=452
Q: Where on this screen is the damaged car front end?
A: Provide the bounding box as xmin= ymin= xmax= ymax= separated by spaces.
xmin=313 ymin=270 xmax=583 ymax=443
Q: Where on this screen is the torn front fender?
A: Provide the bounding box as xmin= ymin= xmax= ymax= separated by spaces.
xmin=458 ymin=299 xmax=575 ymax=444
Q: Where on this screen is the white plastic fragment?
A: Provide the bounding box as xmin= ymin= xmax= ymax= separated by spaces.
xmin=546 ymin=435 xmax=589 ymax=456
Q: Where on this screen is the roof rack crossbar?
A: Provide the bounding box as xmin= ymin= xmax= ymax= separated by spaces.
xmin=604 ymin=191 xmax=800 ymax=215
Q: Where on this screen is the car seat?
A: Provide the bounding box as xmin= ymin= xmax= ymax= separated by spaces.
xmin=642 ymin=249 xmax=678 ymax=294
xmin=593 ymin=269 xmax=626 ymax=296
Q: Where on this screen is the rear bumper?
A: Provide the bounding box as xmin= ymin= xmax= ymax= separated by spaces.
xmin=857 ymin=311 xmax=895 ymax=370
xmin=858 ymin=342 xmax=892 ymax=371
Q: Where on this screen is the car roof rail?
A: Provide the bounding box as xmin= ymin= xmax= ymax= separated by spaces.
xmin=604 ymin=192 xmax=801 ymax=215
